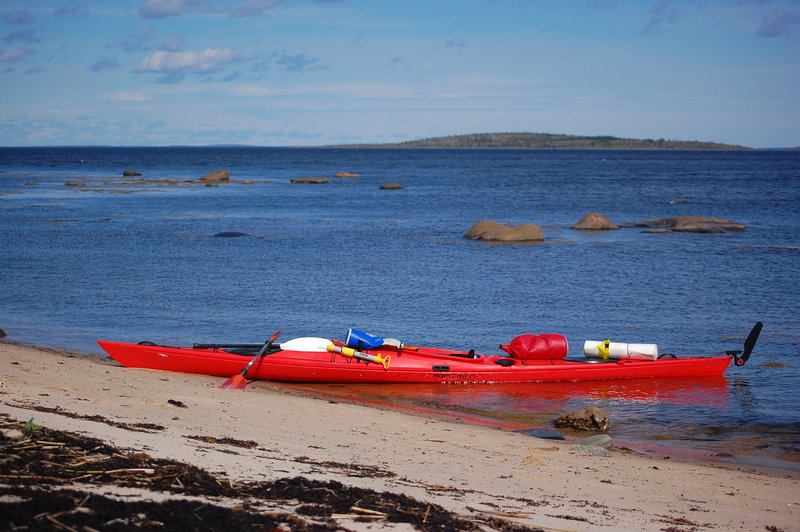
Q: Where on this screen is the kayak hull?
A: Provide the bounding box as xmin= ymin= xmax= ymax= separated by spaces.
xmin=97 ymin=340 xmax=733 ymax=384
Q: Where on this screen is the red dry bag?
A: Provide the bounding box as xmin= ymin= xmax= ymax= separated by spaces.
xmin=500 ymin=333 xmax=568 ymax=360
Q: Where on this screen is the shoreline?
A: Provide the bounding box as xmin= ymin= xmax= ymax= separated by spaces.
xmin=2 ymin=340 xmax=798 ymax=531
xmin=276 ymin=381 xmax=800 ymax=476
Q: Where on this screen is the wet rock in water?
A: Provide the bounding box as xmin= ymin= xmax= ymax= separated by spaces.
xmin=200 ymin=169 xmax=231 ymax=183
xmin=518 ymin=428 xmax=566 ymax=440
xmin=572 ymin=212 xmax=619 ymax=230
xmin=64 ymin=179 xmax=86 ymax=186
xmin=380 ymin=182 xmax=404 ymax=190
xmin=465 ymin=220 xmax=545 ymax=242
xmin=632 ymin=216 xmax=745 ymax=233
xmin=25 ymin=182 xmax=38 ymax=186
xmin=576 ymin=433 xmax=614 ymax=450
xmin=213 ymin=232 xmax=250 ymax=238
xmin=0 ymin=328 xmax=6 ymax=337
xmin=334 ymin=172 xmax=360 ymax=178
xmin=553 ymin=406 xmax=610 ymax=432
xmin=123 ymin=169 xmax=142 ymax=177
xmin=291 ymin=177 xmax=329 ymax=184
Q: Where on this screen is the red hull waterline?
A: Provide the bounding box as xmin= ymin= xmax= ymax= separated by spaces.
xmin=97 ymin=340 xmax=733 ymax=384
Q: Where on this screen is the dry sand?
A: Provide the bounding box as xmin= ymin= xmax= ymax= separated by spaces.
xmin=1 ymin=341 xmax=797 ymax=531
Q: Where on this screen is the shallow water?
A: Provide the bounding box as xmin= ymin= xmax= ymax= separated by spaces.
xmin=1 ymin=147 xmax=798 ymax=472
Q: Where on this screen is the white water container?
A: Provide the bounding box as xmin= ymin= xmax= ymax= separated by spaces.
xmin=583 ymin=340 xmax=658 ymax=360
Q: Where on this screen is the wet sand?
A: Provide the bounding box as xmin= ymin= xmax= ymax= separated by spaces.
xmin=1 ymin=341 xmax=797 ymax=531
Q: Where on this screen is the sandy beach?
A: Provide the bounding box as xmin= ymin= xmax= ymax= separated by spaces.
xmin=1 ymin=341 xmax=797 ymax=531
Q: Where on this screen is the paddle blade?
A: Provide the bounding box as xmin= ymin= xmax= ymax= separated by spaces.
xmin=219 ymin=374 xmax=247 ymax=390
xmin=268 ymin=328 xmax=283 ymax=344
xmin=737 ymin=321 xmax=763 ymax=366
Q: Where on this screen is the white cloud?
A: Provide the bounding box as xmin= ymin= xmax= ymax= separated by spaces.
xmin=139 ymin=0 xmax=214 ymax=19
xmin=117 ymin=25 xmax=157 ymax=53
xmin=231 ymin=0 xmax=283 ymax=18
xmin=89 ymin=57 xmax=122 ymax=72
xmin=251 ymin=49 xmax=325 ymax=72
xmin=230 ymin=85 xmax=271 ymax=96
xmin=2 ymin=10 xmax=33 ymax=25
xmin=0 ymin=47 xmax=32 ymax=62
xmin=104 ymin=91 xmax=151 ymax=102
xmin=53 ymin=5 xmax=89 ymax=19
xmin=135 ymin=48 xmax=241 ymax=73
xmin=3 ymin=29 xmax=41 ymax=44
xmin=757 ymin=11 xmax=799 ymax=38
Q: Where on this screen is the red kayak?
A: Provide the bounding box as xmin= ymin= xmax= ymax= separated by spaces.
xmin=97 ymin=323 xmax=761 ymax=385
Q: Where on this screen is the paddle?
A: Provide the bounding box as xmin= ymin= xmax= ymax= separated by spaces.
xmin=220 ymin=329 xmax=282 ymax=389
xmin=726 ymin=322 xmax=763 ymax=367
xmin=736 ymin=321 xmax=763 ymax=366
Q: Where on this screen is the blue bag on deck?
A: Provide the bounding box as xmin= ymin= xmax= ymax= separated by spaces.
xmin=345 ymin=328 xmax=384 ymax=350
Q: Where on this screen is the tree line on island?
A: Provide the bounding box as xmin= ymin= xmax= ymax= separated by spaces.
xmin=328 ymin=132 xmax=750 ymax=150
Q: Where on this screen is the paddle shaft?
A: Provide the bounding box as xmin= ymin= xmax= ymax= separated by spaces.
xmin=220 ymin=329 xmax=282 ymax=389
xmin=240 ymin=341 xmax=271 ymax=376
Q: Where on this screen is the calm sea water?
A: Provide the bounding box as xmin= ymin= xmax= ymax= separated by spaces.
xmin=1 ymin=147 xmax=798 ymax=472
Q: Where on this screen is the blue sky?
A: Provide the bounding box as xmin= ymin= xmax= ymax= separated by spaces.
xmin=1 ymin=0 xmax=798 ymax=147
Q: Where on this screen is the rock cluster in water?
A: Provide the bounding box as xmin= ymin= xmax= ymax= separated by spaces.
xmin=464 ymin=220 xmax=545 ymax=242
xmin=57 ymin=172 xmax=747 ymax=240
xmin=200 ymin=170 xmax=231 ymax=183
xmin=464 ymin=212 xmax=746 ymax=244
xmin=290 ymin=177 xmax=329 ymax=184
xmin=631 ymin=216 xmax=746 ymax=233
xmin=553 ymin=406 xmax=610 ymax=432
xmin=572 ymin=212 xmax=619 ymax=230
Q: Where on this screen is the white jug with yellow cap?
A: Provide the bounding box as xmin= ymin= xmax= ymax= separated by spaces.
xmin=583 ymin=339 xmax=658 ymax=361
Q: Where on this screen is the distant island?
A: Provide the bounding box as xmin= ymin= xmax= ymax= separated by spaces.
xmin=328 ymin=132 xmax=751 ymax=150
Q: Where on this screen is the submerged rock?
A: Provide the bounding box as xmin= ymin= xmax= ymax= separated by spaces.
xmin=572 ymin=212 xmax=619 ymax=230
xmin=291 ymin=177 xmax=329 ymax=184
xmin=122 ymin=170 xmax=142 ymax=177
xmin=334 ymin=172 xmax=360 ymax=178
xmin=553 ymin=407 xmax=610 ymax=432
xmin=518 ymin=428 xmax=566 ymax=440
xmin=465 ymin=220 xmax=544 ymax=242
xmin=213 ymin=232 xmax=250 ymax=238
xmin=64 ymin=179 xmax=86 ymax=187
xmin=200 ymin=170 xmax=231 ymax=183
xmin=632 ymin=216 xmax=745 ymax=233
xmin=380 ymin=182 xmax=404 ymax=190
